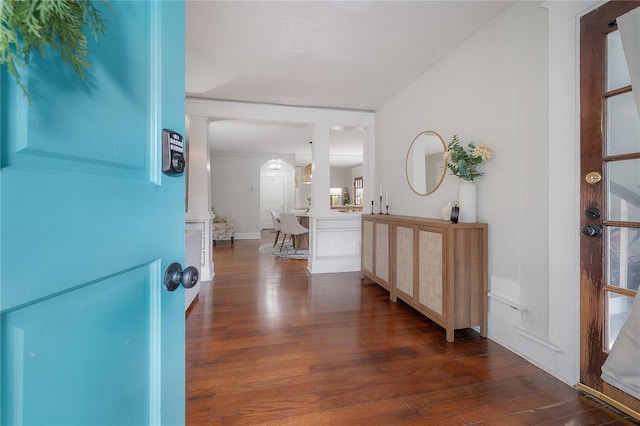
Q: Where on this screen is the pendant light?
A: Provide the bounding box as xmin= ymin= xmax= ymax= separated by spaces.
xmin=302 ymin=163 xmax=312 ymax=184
xmin=302 ymin=141 xmax=312 ymax=184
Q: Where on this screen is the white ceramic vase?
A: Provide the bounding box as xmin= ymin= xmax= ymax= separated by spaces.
xmin=458 ymin=180 xmax=477 ymax=223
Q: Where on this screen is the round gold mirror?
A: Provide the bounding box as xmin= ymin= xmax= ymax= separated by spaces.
xmin=405 ymin=130 xmax=446 ymax=196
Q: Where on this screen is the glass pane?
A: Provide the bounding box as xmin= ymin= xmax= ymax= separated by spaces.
xmin=607 ymin=30 xmax=631 ymax=91
xmin=606 ymin=226 xmax=640 ymax=290
xmin=606 ymin=159 xmax=640 ymax=221
xmin=606 ymin=92 xmax=640 ymax=156
xmin=606 ymin=291 xmax=634 ymax=350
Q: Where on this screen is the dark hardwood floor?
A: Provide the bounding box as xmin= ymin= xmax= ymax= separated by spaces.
xmin=186 ymin=239 xmax=637 ymax=425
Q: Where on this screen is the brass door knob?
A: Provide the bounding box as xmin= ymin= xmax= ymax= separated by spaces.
xmin=585 ymin=172 xmax=602 ymax=184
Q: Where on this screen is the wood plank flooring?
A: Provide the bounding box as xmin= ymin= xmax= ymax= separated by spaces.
xmin=186 ymin=239 xmax=638 ymax=425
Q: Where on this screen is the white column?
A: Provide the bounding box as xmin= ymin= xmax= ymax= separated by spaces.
xmin=310 ymin=124 xmax=331 ymax=214
xmin=187 ymin=116 xmax=211 ymax=215
xmin=186 ymin=115 xmax=215 ymax=281
xmin=363 ymin=126 xmax=375 ymax=214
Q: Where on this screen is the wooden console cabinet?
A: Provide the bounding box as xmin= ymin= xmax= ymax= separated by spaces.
xmin=361 ymin=216 xmax=391 ymax=291
xmin=361 ymin=214 xmax=488 ymax=342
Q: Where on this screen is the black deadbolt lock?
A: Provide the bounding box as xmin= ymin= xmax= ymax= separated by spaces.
xmin=585 ymin=207 xmax=601 ymax=219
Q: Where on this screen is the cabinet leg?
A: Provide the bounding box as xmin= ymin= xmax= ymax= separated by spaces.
xmin=446 ymin=328 xmax=454 ymax=343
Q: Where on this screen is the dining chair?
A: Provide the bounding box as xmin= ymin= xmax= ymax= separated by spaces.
xmin=270 ymin=211 xmax=282 ymax=248
xmin=278 ymin=212 xmax=309 ymax=253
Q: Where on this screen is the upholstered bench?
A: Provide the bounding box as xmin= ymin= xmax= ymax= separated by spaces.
xmin=212 ymin=216 xmax=235 ymax=245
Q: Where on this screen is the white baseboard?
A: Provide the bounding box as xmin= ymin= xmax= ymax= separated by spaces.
xmin=488 ymin=275 xmax=572 ymax=386
xmin=308 ymin=255 xmax=360 ymax=274
xmin=489 ymin=330 xmax=572 ymax=386
xmin=234 ymin=232 xmax=261 ymax=240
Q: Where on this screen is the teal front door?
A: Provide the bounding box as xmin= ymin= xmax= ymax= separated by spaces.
xmin=0 ymin=2 xmax=186 ymax=424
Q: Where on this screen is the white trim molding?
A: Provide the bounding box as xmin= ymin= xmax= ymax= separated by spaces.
xmin=185 ymin=211 xmax=215 ymax=281
xmin=308 ymin=212 xmax=361 ymax=274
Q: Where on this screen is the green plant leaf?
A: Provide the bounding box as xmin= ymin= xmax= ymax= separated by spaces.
xmin=0 ymin=0 xmax=108 ymax=104
xmin=445 ymin=134 xmax=490 ymax=181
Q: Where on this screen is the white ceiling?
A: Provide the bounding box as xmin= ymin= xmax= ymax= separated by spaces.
xmin=186 ymin=0 xmax=515 ymax=166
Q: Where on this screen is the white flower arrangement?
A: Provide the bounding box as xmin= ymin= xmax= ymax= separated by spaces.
xmin=444 ymin=135 xmax=494 ymax=181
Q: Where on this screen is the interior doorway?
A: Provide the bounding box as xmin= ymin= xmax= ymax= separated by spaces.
xmin=260 ymin=160 xmax=294 ymax=230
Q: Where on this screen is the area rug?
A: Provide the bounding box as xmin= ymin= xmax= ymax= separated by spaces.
xmin=259 ymin=241 xmax=309 ymax=259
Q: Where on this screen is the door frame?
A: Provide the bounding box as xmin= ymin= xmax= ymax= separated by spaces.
xmin=259 ymin=161 xmax=294 ymax=229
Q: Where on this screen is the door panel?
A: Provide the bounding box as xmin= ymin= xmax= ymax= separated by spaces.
xmin=580 ymin=0 xmax=640 ymax=408
xmin=261 ymin=175 xmax=285 ymax=229
xmin=418 ymin=228 xmax=443 ymax=315
xmin=0 ymin=2 xmax=185 ymax=424
xmin=2 ymin=266 xmax=153 ymax=425
xmin=3 ymin=8 xmax=149 ymax=179
xmin=395 ymin=225 xmax=414 ymax=297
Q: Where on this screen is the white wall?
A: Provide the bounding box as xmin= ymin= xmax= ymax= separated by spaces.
xmin=546 ymin=0 xmax=600 ymax=384
xmin=330 ymin=167 xmax=351 ymax=191
xmin=351 ymin=165 xmax=364 ymax=181
xmin=375 ymin=1 xmax=570 ymax=379
xmin=209 ymin=153 xmax=295 ymax=237
xmin=214 ymin=162 xmax=358 ymax=218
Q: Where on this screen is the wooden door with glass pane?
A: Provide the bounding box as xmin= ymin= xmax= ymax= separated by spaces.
xmin=354 ymin=176 xmax=363 ymax=206
xmin=580 ymin=0 xmax=640 ymax=411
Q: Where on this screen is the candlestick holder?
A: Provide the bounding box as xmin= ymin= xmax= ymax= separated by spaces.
xmin=385 ymin=205 xmax=389 ymax=215
xmin=378 ymin=196 xmax=383 ymax=214
xmin=370 ymin=200 xmax=374 ymax=214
